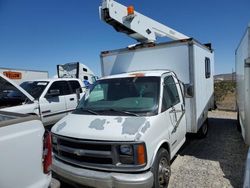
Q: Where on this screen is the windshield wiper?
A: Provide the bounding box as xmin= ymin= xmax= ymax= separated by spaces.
xmin=77 ymin=108 xmax=99 ymax=115
xmin=107 ymin=109 xmax=140 ymax=117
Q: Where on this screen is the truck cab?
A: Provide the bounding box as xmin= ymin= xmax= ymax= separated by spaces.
xmin=0 ymin=74 xmax=85 ymax=126
xmin=51 ymin=70 xmax=186 ymax=187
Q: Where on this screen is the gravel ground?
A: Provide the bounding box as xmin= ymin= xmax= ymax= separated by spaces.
xmin=56 ymin=110 xmax=248 ymax=188
xmin=168 ymin=110 xmax=248 ymax=188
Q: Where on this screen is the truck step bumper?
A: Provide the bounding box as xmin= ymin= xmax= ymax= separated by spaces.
xmin=52 ymin=158 xmax=154 ymax=188
xmin=50 ymin=178 xmax=60 ymax=188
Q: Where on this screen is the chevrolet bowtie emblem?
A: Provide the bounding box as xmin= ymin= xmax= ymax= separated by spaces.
xmin=74 ymin=150 xmax=81 ymax=156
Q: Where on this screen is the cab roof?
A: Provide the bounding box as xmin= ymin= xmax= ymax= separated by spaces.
xmin=100 ymin=70 xmax=173 ymax=80
xmin=22 ymin=78 xmax=81 ymax=83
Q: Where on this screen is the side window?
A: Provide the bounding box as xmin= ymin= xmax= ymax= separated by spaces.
xmin=84 ymin=76 xmax=88 ymax=80
xmin=47 ymin=81 xmax=70 ymax=96
xmin=161 ymin=76 xmax=180 ymax=112
xmin=205 ymin=57 xmax=211 ymax=78
xmin=91 ymin=76 xmax=97 ymax=83
xmin=88 ymin=84 xmax=107 ymax=102
xmin=69 ymin=81 xmax=82 ymax=93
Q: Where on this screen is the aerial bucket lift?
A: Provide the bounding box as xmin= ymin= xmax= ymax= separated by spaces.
xmin=99 ymin=0 xmax=189 ymax=43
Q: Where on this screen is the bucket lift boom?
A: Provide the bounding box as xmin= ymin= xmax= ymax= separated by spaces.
xmin=99 ymin=0 xmax=189 ymax=43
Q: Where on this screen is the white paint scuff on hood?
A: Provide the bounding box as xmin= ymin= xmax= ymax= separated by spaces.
xmin=52 ymin=113 xmax=153 ymax=141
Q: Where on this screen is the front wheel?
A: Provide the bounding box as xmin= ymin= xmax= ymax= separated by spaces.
xmin=151 ymin=148 xmax=171 ymax=188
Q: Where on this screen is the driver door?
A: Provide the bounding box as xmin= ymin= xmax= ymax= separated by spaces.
xmin=161 ymin=75 xmax=186 ymax=151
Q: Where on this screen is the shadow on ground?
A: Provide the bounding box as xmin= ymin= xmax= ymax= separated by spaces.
xmin=174 ymin=117 xmax=248 ymax=188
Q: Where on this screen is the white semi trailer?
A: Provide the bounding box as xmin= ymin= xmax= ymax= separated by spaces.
xmin=0 ymin=67 xmax=48 ymax=85
xmin=236 ymin=25 xmax=250 ymax=145
xmin=51 ymin=1 xmax=214 ymax=187
xmin=235 ymin=25 xmax=250 ymax=188
xmin=57 ymin=62 xmax=97 ymax=85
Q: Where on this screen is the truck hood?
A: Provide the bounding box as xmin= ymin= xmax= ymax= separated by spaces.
xmin=52 ymin=113 xmax=152 ymax=141
xmin=0 ymin=74 xmax=34 ymax=102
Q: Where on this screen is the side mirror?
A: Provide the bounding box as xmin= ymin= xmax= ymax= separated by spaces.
xmin=46 ymin=89 xmax=60 ymax=98
xmin=184 ymin=84 xmax=194 ymax=98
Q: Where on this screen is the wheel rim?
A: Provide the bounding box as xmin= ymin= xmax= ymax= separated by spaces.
xmin=158 ymin=157 xmax=170 ymax=187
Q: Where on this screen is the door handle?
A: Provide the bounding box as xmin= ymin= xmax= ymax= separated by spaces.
xmin=70 ymin=98 xmax=75 ymax=101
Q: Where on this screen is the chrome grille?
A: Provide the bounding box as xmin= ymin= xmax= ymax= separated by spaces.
xmin=52 ymin=135 xmax=117 ymax=169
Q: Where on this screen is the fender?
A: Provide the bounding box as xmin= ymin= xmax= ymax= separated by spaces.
xmin=149 ymin=139 xmax=171 ymax=167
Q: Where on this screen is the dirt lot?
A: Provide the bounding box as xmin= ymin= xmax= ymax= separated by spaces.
xmin=57 ymin=111 xmax=248 ymax=188
xmin=214 ymin=80 xmax=236 ymax=111
xmin=169 ymin=110 xmax=248 ymax=188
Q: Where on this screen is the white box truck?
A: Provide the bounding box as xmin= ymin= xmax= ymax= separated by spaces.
xmin=51 ymin=38 xmax=214 ymax=188
xmin=236 ymin=25 xmax=250 ymax=145
xmin=0 ymin=67 xmax=49 ymax=85
xmin=51 ymin=1 xmax=214 ymax=187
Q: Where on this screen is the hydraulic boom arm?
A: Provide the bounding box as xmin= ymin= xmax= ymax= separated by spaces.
xmin=100 ymin=0 xmax=189 ymax=43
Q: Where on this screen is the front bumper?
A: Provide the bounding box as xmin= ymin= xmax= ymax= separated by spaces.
xmin=52 ymin=157 xmax=154 ymax=188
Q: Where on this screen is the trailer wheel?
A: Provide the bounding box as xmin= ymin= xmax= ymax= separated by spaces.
xmin=151 ymin=148 xmax=171 ymax=188
xmin=197 ymin=119 xmax=208 ymax=138
xmin=237 ymin=110 xmax=241 ymax=132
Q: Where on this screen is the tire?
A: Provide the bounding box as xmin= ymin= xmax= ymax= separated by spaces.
xmin=237 ymin=110 xmax=241 ymax=132
xmin=197 ymin=119 xmax=208 ymax=138
xmin=151 ymin=148 xmax=171 ymax=188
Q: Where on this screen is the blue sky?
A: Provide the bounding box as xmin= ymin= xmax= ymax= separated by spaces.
xmin=0 ymin=0 xmax=249 ymax=77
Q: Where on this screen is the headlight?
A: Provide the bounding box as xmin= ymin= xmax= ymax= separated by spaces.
xmin=118 ymin=143 xmax=146 ymax=166
xmin=52 ymin=135 xmax=57 ymax=144
xmin=120 ymin=145 xmax=133 ymax=155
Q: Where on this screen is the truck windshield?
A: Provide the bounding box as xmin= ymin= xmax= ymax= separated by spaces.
xmin=75 ymin=76 xmax=160 ymax=116
xmin=20 ymin=81 xmax=49 ymax=99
